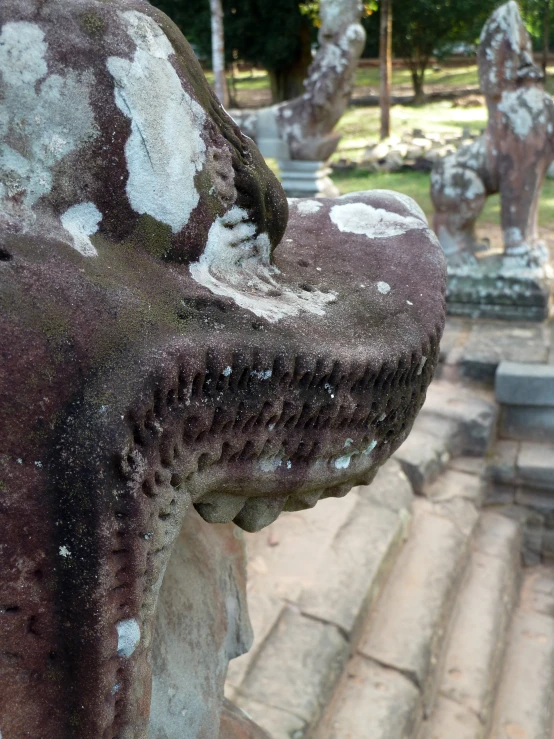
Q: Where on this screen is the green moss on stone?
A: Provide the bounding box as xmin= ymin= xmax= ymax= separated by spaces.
xmin=130 ymin=215 xmax=173 ymax=259
xmin=79 ymin=11 xmax=106 ymax=37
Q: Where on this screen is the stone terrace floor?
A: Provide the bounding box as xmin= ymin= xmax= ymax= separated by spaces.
xmin=225 ymin=315 xmax=554 ymax=739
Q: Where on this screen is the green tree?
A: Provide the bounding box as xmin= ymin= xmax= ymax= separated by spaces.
xmin=391 ymin=0 xmax=501 ymax=104
xmin=151 ymin=0 xmax=317 ymax=102
xmin=520 ymin=0 xmax=554 ymax=72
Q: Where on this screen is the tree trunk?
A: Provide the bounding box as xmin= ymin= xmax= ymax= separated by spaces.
xmin=410 ymin=62 xmax=426 ymax=105
xmin=542 ymin=0 xmax=550 ymax=76
xmin=210 ymin=0 xmax=229 ymax=108
xmin=380 ymin=0 xmax=393 ymax=139
xmin=268 ymin=24 xmax=312 ymax=103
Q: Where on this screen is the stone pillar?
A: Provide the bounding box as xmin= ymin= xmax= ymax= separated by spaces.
xmin=277 ymin=160 xmax=339 ymax=198
xmin=0 ymin=3 xmax=446 ymax=737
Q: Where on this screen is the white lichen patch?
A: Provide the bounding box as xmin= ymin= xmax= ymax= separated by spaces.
xmin=334 ymin=453 xmax=353 ymax=470
xmin=0 ymin=22 xmax=98 ymax=227
xmin=334 ymin=438 xmax=376 ymax=469
xmin=59 ymin=545 xmax=71 ymax=558
xmin=259 ymin=456 xmax=283 ymax=473
xmin=190 ymin=206 xmax=335 ymax=322
xmin=223 ymin=366 xmax=232 ymax=377
xmin=0 ymin=22 xmax=47 ymax=86
xmin=387 ymin=191 xmax=428 ymax=223
xmin=437 ymin=155 xmax=486 ymax=202
xmin=329 ymin=201 xmax=426 ymax=239
xmin=498 ymin=88 xmax=548 ymax=139
xmin=250 ymin=369 xmax=272 ymax=381
xmin=363 ymin=440 xmax=377 ymax=456
xmin=116 ymin=618 xmax=141 ymax=658
xmin=107 ymin=11 xmax=207 ymax=232
xmin=61 ymin=202 xmax=102 ymax=257
xmin=377 ymin=281 xmax=391 ymax=295
xmin=295 ymin=199 xmax=323 ymax=216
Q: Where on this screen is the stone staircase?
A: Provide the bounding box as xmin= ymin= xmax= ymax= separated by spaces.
xmin=224 ymin=380 xmax=554 ymax=739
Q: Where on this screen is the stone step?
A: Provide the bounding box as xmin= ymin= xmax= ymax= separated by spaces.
xmin=313 ymin=494 xmax=479 ymax=739
xmin=419 ymin=513 xmax=521 ymax=739
xmin=496 ymin=361 xmax=554 ymax=408
xmin=418 ymin=381 xmax=497 ymax=456
xmin=391 ymin=381 xmax=496 ymax=494
xmin=444 ymin=321 xmax=550 ymax=386
xmin=485 ymin=440 xmax=554 ymax=494
xmin=356 ymin=500 xmax=476 ymax=711
xmin=226 ymin=459 xmax=414 ymax=738
xmin=488 ymin=568 xmax=554 ymax=739
xmin=517 ymin=442 xmax=554 ymax=492
xmin=312 ymin=655 xmax=422 ymax=739
xmin=496 ymin=361 xmax=554 ymax=442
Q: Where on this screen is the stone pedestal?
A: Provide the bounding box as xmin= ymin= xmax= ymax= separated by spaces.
xmin=277 ymin=159 xmax=340 ymax=198
xmin=447 ymin=252 xmax=553 ymax=321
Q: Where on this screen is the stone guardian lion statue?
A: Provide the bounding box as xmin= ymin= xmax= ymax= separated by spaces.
xmin=431 ymin=1 xmax=554 ymax=268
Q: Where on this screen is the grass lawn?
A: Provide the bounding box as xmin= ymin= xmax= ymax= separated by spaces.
xmin=207 ymin=63 xmax=554 ymax=96
xmin=330 ymin=169 xmax=554 ymax=230
xmin=223 ymin=63 xmax=554 ymax=233
xmin=327 ymin=100 xmax=554 ymax=231
xmin=354 ymin=64 xmax=480 ymax=90
xmin=331 ymin=101 xmax=489 ymax=161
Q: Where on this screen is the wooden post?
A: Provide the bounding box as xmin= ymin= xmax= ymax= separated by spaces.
xmin=210 ymin=0 xmax=229 ymax=108
xmin=380 ymin=0 xmax=392 ymax=140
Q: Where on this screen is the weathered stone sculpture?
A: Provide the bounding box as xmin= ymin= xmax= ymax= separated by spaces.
xmin=234 ymin=0 xmax=366 ymax=196
xmin=431 ymin=1 xmax=553 ymax=320
xmin=0 ymin=2 xmax=446 ymax=737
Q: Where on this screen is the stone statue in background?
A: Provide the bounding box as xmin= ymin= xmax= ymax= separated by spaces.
xmin=431 ymin=1 xmax=553 ymax=319
xmin=234 ymin=0 xmax=366 ymax=196
xmin=0 ymin=1 xmax=446 ymax=737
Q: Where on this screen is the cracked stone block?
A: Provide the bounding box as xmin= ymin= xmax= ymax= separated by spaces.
xmin=420 ymin=696 xmax=484 ymax=739
xmin=237 ymin=608 xmax=348 ymax=728
xmin=298 ymin=496 xmax=408 ymax=634
xmin=358 ymin=506 xmax=471 ymax=711
xmin=232 ymin=697 xmax=306 ymax=739
xmin=313 ymin=655 xmax=422 ymax=739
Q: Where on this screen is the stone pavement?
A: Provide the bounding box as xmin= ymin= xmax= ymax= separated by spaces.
xmin=224 ymin=319 xmax=554 ymax=738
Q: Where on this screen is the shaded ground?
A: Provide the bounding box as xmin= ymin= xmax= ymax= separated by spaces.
xmin=209 ymin=63 xmax=554 ymax=108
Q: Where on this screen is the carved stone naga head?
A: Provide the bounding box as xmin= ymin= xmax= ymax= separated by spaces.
xmin=478 ymin=0 xmax=543 ymax=99
xmin=0 ymin=0 xmax=446 ymax=736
